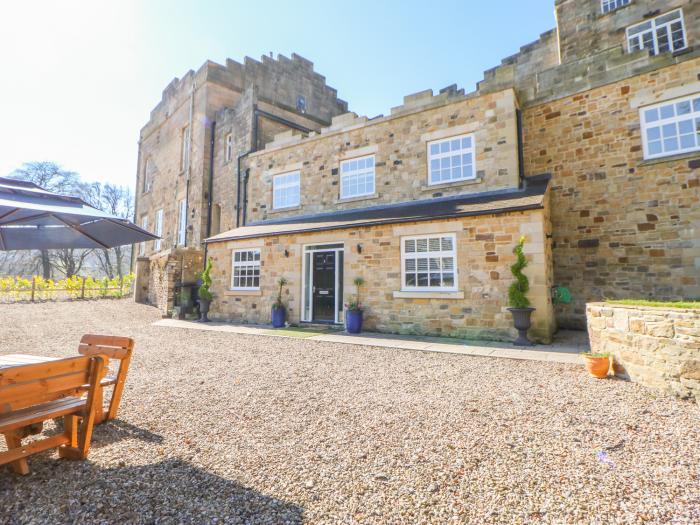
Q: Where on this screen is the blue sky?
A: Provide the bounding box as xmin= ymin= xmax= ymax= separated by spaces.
xmin=0 ymin=0 xmax=556 ymax=189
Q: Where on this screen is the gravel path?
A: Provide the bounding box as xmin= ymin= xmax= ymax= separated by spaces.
xmin=0 ymin=300 xmax=698 ymax=524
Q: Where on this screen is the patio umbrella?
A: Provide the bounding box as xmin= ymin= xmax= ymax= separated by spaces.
xmin=0 ymin=177 xmax=158 ymax=250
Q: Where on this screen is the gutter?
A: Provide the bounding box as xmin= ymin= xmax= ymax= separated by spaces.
xmin=206 ymin=202 xmax=546 ymax=244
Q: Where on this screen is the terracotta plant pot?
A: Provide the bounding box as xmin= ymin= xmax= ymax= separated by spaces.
xmin=582 ymin=354 xmax=610 ymax=379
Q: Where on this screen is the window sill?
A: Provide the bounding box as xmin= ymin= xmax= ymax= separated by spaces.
xmin=638 ymin=151 xmax=700 ymax=167
xmin=393 ymin=290 xmax=464 ymax=300
xmin=421 ymin=177 xmax=483 ymax=192
xmin=267 ymin=205 xmax=301 ymax=215
xmin=335 ymin=193 xmax=379 ymax=204
xmin=225 ymin=289 xmax=262 ymax=296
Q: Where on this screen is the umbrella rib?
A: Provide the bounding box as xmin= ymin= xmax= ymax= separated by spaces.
xmin=53 ymin=214 xmax=111 ymax=249
xmin=106 ymin=218 xmax=159 ymax=238
xmin=0 ymin=207 xmax=22 ymax=222
xmin=1 ymin=211 xmax=55 ymax=226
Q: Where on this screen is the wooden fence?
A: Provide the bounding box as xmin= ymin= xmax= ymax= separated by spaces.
xmin=0 ymin=276 xmax=134 ymax=303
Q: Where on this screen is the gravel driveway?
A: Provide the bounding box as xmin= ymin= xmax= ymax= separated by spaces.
xmin=0 ymin=300 xmax=698 ymax=524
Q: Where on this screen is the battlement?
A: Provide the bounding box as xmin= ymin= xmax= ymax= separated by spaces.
xmin=142 ymin=52 xmax=348 ymax=136
xmin=260 ymin=83 xmax=479 ymax=154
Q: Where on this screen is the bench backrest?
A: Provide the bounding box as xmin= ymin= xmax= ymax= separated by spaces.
xmin=0 ymin=356 xmax=102 ymax=414
xmin=78 ymin=334 xmax=134 ymax=360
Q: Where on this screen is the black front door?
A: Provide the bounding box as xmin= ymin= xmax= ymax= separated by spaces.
xmin=313 ymin=251 xmax=336 ymax=322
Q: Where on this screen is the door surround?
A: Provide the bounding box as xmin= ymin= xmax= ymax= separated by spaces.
xmin=301 ymin=243 xmax=344 ymax=324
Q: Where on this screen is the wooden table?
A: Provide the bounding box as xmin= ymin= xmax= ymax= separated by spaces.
xmin=0 ymin=353 xmax=106 ymax=422
xmin=0 ymin=354 xmax=58 ymax=368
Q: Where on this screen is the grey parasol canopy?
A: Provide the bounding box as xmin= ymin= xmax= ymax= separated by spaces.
xmin=0 ymin=177 xmax=158 ymax=250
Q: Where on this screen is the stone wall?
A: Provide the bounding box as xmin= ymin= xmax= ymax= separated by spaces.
xmin=135 ymin=248 xmax=204 ymax=316
xmin=587 ymin=302 xmax=700 ymax=402
xmin=244 ymin=88 xmax=521 ymax=223
xmin=207 ymin=208 xmax=555 ymax=343
xmin=135 ymin=53 xmax=349 ymax=260
xmin=555 ymin=0 xmax=696 ymax=65
xmin=522 ymin=57 xmax=700 ymax=328
xmin=479 ymin=2 xmax=700 ymax=108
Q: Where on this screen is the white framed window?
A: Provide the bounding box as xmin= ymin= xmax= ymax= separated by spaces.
xmin=272 ymin=171 xmax=301 ymax=209
xmin=231 ymin=249 xmax=261 ymax=290
xmin=225 ymin=133 xmax=233 ymax=162
xmin=641 ymin=93 xmax=700 ymax=160
xmin=427 ymin=133 xmax=476 ymax=185
xmin=142 ymin=158 xmax=152 ymax=193
xmin=139 ymin=216 xmax=148 ymax=256
xmin=340 ymin=155 xmax=375 ymax=199
xmin=401 ymin=234 xmax=458 ymax=292
xmin=180 ymin=125 xmax=190 ymax=172
xmin=627 ymin=9 xmax=686 ymax=56
xmin=177 ymin=199 xmax=187 ymax=246
xmin=154 ymin=209 xmax=163 ymax=252
xmin=601 ymin=0 xmax=630 ymax=14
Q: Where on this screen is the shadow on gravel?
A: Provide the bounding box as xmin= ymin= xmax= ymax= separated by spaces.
xmin=92 ymin=419 xmax=165 ymax=447
xmin=1 ymin=458 xmax=304 ymax=524
xmin=45 ymin=419 xmax=165 ymax=449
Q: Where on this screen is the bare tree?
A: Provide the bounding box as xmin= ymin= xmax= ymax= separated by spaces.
xmin=78 ymin=182 xmax=134 ymax=278
xmin=10 ymin=162 xmax=81 ymax=278
xmin=52 ymin=248 xmax=92 ymax=277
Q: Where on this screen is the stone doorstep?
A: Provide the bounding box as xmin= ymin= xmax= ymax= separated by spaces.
xmin=153 ymin=319 xmax=583 ymax=366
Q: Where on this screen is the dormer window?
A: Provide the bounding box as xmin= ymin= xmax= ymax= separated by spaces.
xmin=601 ymin=0 xmax=630 ymax=14
xmin=626 ymin=9 xmax=686 ymax=56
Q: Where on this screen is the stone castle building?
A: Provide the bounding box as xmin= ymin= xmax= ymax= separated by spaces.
xmin=135 ymin=0 xmax=700 ymax=341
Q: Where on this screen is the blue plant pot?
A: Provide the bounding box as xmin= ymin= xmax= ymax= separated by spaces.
xmin=346 ymin=309 xmax=363 ymax=334
xmin=271 ymin=306 xmax=286 ymax=328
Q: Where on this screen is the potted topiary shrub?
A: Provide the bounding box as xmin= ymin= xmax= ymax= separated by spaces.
xmin=507 ymin=236 xmax=536 ymax=346
xmin=271 ymin=276 xmax=288 ymax=328
xmin=198 ymin=257 xmax=213 ymax=323
xmin=581 ymin=352 xmax=611 ymax=379
xmin=345 ymin=276 xmax=365 ymax=334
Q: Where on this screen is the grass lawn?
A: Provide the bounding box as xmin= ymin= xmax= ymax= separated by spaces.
xmin=606 ymin=298 xmax=700 ymax=309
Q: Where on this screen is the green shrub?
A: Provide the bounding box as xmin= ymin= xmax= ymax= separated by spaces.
xmin=273 ymin=276 xmax=289 ymax=310
xmin=346 ymin=276 xmax=365 ymax=312
xmin=508 ymin=236 xmax=530 ymax=309
xmin=199 ymin=257 xmax=213 ymax=301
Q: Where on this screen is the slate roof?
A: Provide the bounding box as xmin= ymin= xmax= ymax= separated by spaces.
xmin=206 ymin=174 xmax=550 ymax=243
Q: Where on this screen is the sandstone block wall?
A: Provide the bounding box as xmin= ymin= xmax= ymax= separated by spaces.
xmin=522 ymin=57 xmax=700 ymax=328
xmin=207 ymin=209 xmax=555 ymax=343
xmin=555 ymin=0 xmax=697 ymax=65
xmin=135 ymin=248 xmax=204 ymax=316
xmin=135 ymin=53 xmax=349 ymax=259
xmin=244 ymin=89 xmax=521 ymax=223
xmin=587 ymin=302 xmax=700 ymax=402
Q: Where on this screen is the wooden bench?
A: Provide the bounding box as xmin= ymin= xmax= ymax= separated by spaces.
xmin=0 ymin=355 xmax=105 ymax=475
xmin=78 ymin=334 xmax=134 ymax=423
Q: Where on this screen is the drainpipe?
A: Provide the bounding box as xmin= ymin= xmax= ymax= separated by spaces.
xmin=242 ymin=168 xmax=250 ymax=226
xmin=203 ymin=120 xmax=216 ymax=266
xmin=183 ymin=81 xmax=196 ymax=248
xmin=235 ymin=104 xmax=313 ymax=227
xmin=516 ymin=108 xmax=526 ymax=189
xmin=131 ymin=138 xmax=143 ymax=275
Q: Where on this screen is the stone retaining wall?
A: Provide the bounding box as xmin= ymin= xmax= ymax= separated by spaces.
xmin=587 ymin=302 xmax=700 ymax=402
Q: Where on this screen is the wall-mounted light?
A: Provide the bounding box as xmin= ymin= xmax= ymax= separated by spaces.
xmin=357 ymin=243 xmax=362 ymax=254
xmin=284 ymin=249 xmax=290 ymax=258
